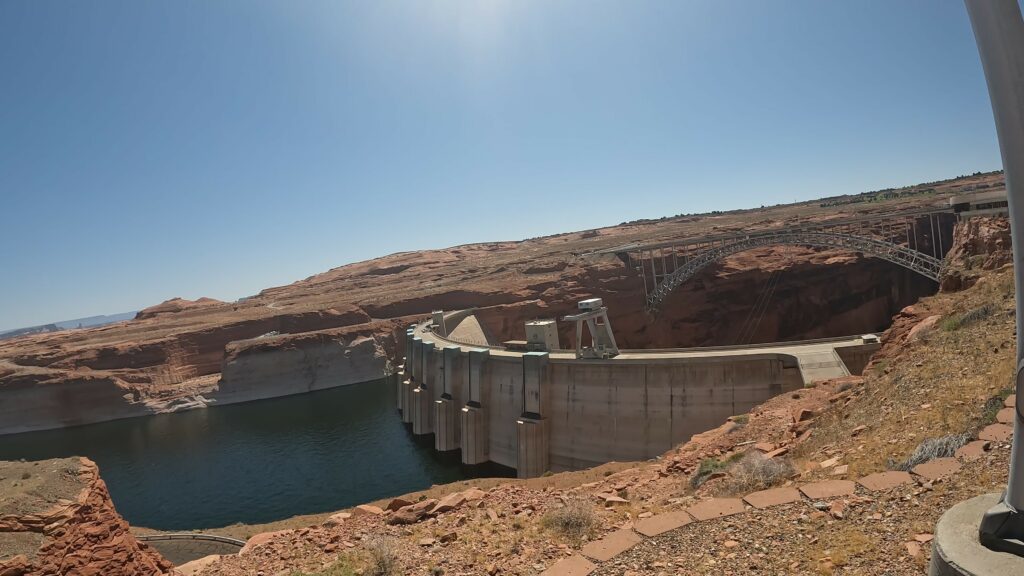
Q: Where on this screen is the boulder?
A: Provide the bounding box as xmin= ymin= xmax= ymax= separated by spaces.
xmin=322 ymin=512 xmax=351 ymax=527
xmin=908 ymin=315 xmax=941 ymax=342
xmin=240 ymin=529 xmax=293 ymax=556
xmin=351 ymin=504 xmax=384 ymax=517
xmin=385 ymin=497 xmax=414 ymax=512
xmin=386 ymin=499 xmax=438 ymax=525
xmin=430 ymin=492 xmax=469 ymax=515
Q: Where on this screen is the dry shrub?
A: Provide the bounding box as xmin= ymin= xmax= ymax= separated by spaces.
xmin=364 ymin=536 xmax=398 ymax=576
xmin=888 ymin=433 xmax=970 ymax=471
xmin=541 ymin=497 xmax=596 ymax=542
xmin=721 ymin=452 xmax=794 ymax=494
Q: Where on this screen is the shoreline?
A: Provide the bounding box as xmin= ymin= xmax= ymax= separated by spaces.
xmin=129 ymin=459 xmax=642 ymax=541
xmin=0 ymin=370 xmax=393 ymax=437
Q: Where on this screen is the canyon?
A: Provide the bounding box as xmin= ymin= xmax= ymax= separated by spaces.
xmin=0 ymin=172 xmax=1003 ymax=435
xmin=0 ymin=171 xmax=1016 ymax=576
xmin=0 ymin=212 xmax=1016 ymax=575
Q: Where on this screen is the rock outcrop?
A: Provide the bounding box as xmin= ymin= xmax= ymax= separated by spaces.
xmin=0 ymin=307 xmax=392 ymax=434
xmin=940 ymin=216 xmax=1013 ymax=291
xmin=217 ymin=321 xmax=397 ymax=403
xmin=0 ymin=457 xmax=175 ymax=576
xmin=136 ymin=297 xmax=225 ymax=320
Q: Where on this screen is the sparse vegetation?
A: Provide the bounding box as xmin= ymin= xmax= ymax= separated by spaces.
xmin=690 ymin=453 xmax=744 ymax=489
xmin=721 ymin=452 xmax=795 ymax=494
xmin=979 ymin=392 xmax=1013 ymax=431
xmin=888 ymin=433 xmax=970 ymax=471
xmin=541 ymin=497 xmax=596 ymax=542
xmin=289 ymin=558 xmax=359 ymax=576
xmin=364 ymin=536 xmax=399 ymax=576
xmin=941 ymin=303 xmax=997 ymax=331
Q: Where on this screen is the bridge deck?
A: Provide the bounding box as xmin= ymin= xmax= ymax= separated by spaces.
xmin=586 ymin=205 xmax=954 ymax=256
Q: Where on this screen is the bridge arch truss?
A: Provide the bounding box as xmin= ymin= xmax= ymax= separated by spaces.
xmin=645 ymin=229 xmax=943 ymax=311
xmin=588 ymin=208 xmax=956 ymax=313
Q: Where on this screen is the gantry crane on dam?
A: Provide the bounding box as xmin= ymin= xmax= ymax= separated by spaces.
xmin=587 ymin=206 xmax=958 ymax=312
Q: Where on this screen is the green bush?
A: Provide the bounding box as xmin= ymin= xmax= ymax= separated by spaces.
xmin=690 ymin=453 xmax=743 ymax=489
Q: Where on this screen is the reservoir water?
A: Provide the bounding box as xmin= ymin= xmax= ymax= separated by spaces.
xmin=0 ymin=378 xmax=498 ymax=530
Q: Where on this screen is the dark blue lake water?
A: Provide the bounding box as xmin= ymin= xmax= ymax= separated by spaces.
xmin=0 ymin=379 xmax=500 ymax=530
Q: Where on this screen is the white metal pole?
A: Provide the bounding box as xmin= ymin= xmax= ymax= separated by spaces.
xmin=965 ymin=0 xmax=1024 ymax=518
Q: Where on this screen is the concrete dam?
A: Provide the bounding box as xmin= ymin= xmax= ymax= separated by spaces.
xmin=397 ymin=307 xmax=880 ymax=478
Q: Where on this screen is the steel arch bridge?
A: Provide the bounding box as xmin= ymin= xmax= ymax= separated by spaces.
xmin=644 ymin=229 xmax=942 ymax=310
xmin=587 ymin=208 xmax=955 ymax=313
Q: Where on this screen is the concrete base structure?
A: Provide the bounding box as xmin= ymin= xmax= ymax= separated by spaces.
xmin=460 ymin=404 xmax=488 ymax=465
xmin=395 ymin=367 xmax=405 ymax=411
xmin=411 ymin=386 xmax=433 ymax=436
xmin=399 ymin=378 xmax=413 ymax=424
xmin=929 ymin=493 xmax=1024 ymax=575
xmin=516 ymin=415 xmax=549 ymax=479
xmin=434 ymin=397 xmax=457 ymax=451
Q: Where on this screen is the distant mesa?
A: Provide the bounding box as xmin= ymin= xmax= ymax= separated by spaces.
xmin=0 ymin=323 xmax=63 ymax=340
xmin=0 ymin=311 xmax=137 ymax=341
xmin=135 ymin=297 xmax=224 ymax=320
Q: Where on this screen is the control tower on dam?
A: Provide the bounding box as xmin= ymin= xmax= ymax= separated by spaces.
xmin=396 ymin=305 xmax=879 ymax=479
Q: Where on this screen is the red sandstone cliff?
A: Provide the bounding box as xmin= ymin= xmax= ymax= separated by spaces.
xmin=940 ymin=216 xmax=1013 ymax=291
xmin=0 ymin=457 xmax=176 ymax=576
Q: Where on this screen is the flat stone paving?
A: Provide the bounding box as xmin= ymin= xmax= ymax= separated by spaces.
xmin=978 ymin=423 xmax=1014 ymax=442
xmin=541 ymin=554 xmax=596 ymax=576
xmin=955 ymin=440 xmax=990 ymax=461
xmin=799 ymin=480 xmax=856 ymax=500
xmin=743 ymin=487 xmax=803 ymax=509
xmin=997 ymin=407 xmax=1016 ymax=424
xmin=856 ymin=471 xmax=913 ymax=492
xmin=580 ymin=529 xmax=642 ymax=562
xmin=911 ymin=457 xmax=961 ymax=481
xmin=685 ymin=498 xmax=745 ymax=521
xmin=634 ymin=511 xmax=693 ymax=537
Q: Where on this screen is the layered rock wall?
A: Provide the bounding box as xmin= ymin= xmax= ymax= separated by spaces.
xmin=0 ymin=308 xmax=391 ymax=434
xmin=940 ymin=216 xmax=1013 ymax=291
xmin=0 ymin=369 xmax=154 ymax=435
xmin=216 ymin=323 xmax=394 ymax=404
xmin=0 ymin=457 xmax=175 ymax=576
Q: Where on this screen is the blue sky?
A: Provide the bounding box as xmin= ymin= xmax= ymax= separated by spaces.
xmin=0 ymin=1 xmax=1005 ymax=330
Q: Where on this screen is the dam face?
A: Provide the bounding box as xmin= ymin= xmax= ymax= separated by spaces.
xmin=400 ymin=312 xmax=877 ymax=478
